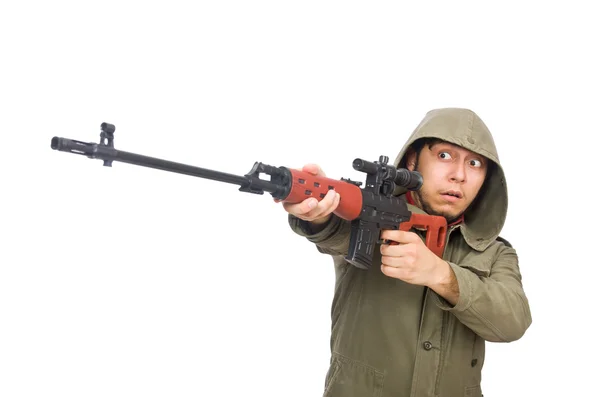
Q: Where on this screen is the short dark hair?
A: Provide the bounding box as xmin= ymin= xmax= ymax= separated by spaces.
xmin=399 ymin=138 xmax=443 ymax=168
xmin=411 ymin=138 xmax=444 ymax=157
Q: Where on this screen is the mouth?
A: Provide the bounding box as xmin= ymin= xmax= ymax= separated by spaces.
xmin=440 ymin=190 xmax=463 ymax=200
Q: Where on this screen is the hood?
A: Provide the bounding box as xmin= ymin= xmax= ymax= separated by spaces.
xmin=392 ymin=108 xmax=508 ymax=252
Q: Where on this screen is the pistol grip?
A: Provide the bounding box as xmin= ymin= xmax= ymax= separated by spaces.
xmin=399 ymin=213 xmax=448 ymax=258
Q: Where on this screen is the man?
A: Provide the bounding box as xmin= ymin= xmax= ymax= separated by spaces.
xmin=283 ymin=108 xmax=532 ymax=397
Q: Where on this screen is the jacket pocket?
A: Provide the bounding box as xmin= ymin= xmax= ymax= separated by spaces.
xmin=464 ymin=385 xmax=482 ymax=397
xmin=459 ymin=261 xmax=491 ymax=278
xmin=323 ymin=353 xmax=384 ymax=397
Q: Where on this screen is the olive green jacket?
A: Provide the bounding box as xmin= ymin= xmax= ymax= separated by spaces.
xmin=288 ymin=108 xmax=532 ymax=397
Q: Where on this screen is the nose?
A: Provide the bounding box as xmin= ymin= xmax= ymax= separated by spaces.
xmin=450 ymin=162 xmax=466 ymax=183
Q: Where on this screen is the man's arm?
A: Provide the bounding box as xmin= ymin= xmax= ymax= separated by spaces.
xmin=379 ymin=230 xmax=531 ymax=342
xmin=288 ymin=212 xmax=352 ymax=257
xmin=428 ymin=259 xmax=460 ymax=306
xmin=431 ymin=244 xmax=532 ymax=342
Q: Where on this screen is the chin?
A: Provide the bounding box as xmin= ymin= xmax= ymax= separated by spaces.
xmin=419 ymin=196 xmax=466 ymax=223
xmin=430 ymin=206 xmax=463 ymax=222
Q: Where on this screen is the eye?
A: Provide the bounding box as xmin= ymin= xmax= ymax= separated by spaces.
xmin=469 ymin=159 xmax=483 ymax=167
xmin=438 ymin=151 xmax=452 ymax=160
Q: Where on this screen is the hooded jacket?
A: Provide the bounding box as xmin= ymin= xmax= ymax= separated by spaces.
xmin=288 ymin=108 xmax=532 ymax=397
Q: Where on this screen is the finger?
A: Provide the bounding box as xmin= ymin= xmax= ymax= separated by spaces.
xmin=380 ymin=230 xmax=420 ymax=244
xmin=299 ymin=189 xmax=339 ymax=220
xmin=381 ymin=264 xmax=412 ymax=280
xmin=380 ymin=242 xmax=402 ymax=257
xmin=282 ymin=197 xmax=319 ymax=216
xmin=282 ymin=189 xmax=335 ymax=219
xmin=320 ymin=189 xmax=340 ymax=212
xmin=381 ymin=241 xmax=417 ymax=258
xmin=380 ymin=254 xmax=406 ymax=268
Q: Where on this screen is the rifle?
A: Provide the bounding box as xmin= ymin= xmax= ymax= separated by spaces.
xmin=50 ymin=122 xmax=448 ymax=269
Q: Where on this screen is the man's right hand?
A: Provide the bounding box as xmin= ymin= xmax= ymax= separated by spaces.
xmin=281 ymin=164 xmax=341 ymax=226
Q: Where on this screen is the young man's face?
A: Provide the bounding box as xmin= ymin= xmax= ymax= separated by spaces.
xmin=406 ymin=140 xmax=488 ymax=222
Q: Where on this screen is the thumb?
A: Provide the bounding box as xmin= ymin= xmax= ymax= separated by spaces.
xmin=302 ymin=163 xmax=325 ymax=177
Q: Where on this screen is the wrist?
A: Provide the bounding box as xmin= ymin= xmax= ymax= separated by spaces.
xmin=428 ymin=258 xmax=453 ymax=289
xmin=427 ymin=258 xmax=460 ymax=306
xmin=307 ymin=214 xmax=332 ymax=233
xmin=311 ymin=213 xmax=332 ymax=225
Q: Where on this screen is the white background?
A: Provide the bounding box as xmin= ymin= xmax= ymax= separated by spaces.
xmin=1 ymin=1 xmax=598 ymax=396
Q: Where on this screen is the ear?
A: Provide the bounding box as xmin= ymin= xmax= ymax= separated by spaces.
xmin=405 ymin=149 xmax=417 ymax=171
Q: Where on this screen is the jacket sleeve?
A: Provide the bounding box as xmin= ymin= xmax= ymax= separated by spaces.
xmin=432 ymin=243 xmax=532 ymax=342
xmin=287 ymin=213 xmax=352 ymax=257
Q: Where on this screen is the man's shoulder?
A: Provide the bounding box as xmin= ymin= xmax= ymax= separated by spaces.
xmin=454 ymin=233 xmax=514 ymax=255
xmin=495 ymin=235 xmax=513 ymax=248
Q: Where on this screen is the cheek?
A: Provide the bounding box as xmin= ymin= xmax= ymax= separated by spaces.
xmin=421 ymin=167 xmax=446 ymax=185
xmin=419 ymin=174 xmax=442 ymax=200
xmin=418 ymin=171 xmax=437 ymax=192
xmin=466 ymin=172 xmax=486 ymax=197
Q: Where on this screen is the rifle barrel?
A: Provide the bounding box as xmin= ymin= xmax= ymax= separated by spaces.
xmin=51 ymin=137 xmax=250 ymax=187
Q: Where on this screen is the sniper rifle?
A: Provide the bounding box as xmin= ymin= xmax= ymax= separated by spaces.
xmin=50 ymin=122 xmax=448 ymax=269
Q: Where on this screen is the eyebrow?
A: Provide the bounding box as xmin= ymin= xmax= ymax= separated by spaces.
xmin=433 ymin=144 xmax=487 ymax=163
